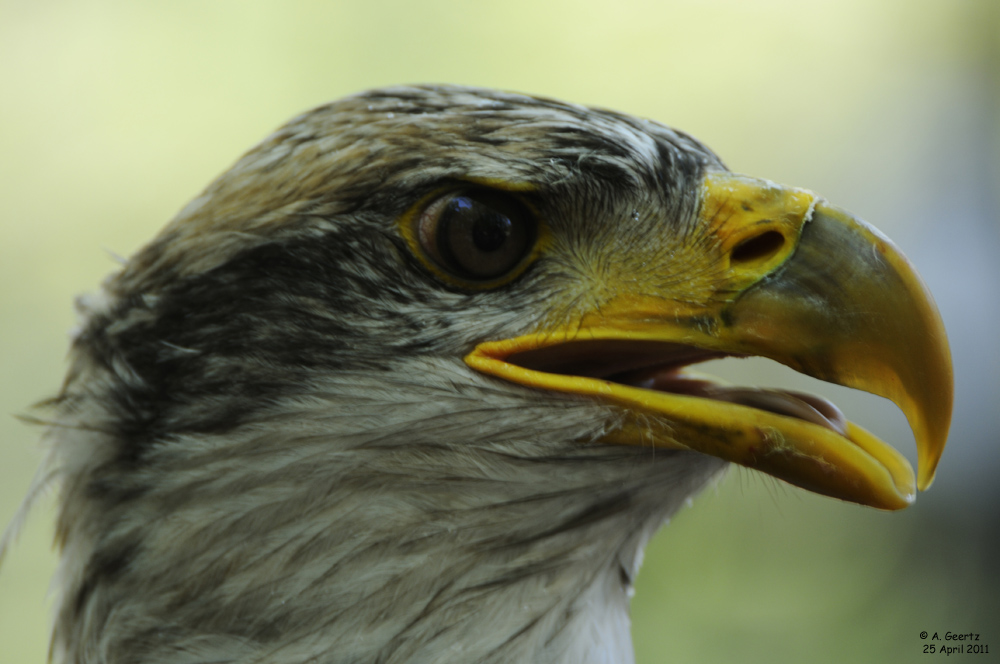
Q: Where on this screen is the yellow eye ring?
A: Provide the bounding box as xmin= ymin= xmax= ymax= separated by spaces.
xmin=398 ymin=184 xmax=548 ymax=289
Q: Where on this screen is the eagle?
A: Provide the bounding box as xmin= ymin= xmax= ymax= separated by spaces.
xmin=6 ymin=85 xmax=952 ymax=664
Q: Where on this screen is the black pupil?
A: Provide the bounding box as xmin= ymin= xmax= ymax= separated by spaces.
xmin=472 ymin=212 xmax=511 ymax=252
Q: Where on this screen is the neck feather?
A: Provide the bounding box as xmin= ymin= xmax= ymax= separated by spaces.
xmin=48 ymin=359 xmax=724 ymax=663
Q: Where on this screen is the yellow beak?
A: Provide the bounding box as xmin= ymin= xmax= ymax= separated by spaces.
xmin=466 ymin=172 xmax=953 ymax=510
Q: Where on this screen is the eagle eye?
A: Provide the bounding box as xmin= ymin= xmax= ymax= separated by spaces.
xmin=417 ymin=189 xmax=536 ymax=281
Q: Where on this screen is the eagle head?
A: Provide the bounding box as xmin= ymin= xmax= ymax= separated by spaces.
xmin=21 ymin=86 xmax=951 ymax=663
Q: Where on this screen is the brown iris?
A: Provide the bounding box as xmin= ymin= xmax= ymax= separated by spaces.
xmin=417 ymin=189 xmax=535 ymax=281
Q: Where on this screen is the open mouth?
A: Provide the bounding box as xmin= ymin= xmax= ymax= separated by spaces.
xmin=506 ymin=339 xmax=849 ymax=437
xmin=465 ymin=332 xmax=923 ymax=511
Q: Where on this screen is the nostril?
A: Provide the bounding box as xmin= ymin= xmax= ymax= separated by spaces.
xmin=731 ymin=230 xmax=786 ymax=265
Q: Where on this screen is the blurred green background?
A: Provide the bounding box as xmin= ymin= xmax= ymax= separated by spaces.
xmin=2 ymin=1 xmax=998 ymax=662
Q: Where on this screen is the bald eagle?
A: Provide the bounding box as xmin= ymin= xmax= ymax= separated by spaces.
xmin=5 ymin=86 xmax=951 ymax=663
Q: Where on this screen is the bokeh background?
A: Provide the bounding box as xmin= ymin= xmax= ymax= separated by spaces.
xmin=2 ymin=1 xmax=997 ymax=662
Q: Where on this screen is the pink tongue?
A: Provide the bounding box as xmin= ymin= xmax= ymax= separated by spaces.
xmin=628 ymin=372 xmax=849 ymax=436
